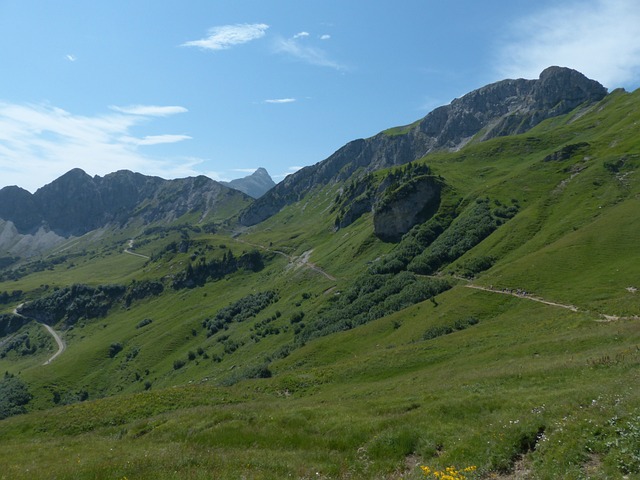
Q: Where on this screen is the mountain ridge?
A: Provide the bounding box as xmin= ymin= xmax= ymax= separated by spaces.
xmin=0 ymin=169 xmax=252 ymax=254
xmin=1 ymin=67 xmax=639 ymax=479
xmin=239 ymin=66 xmax=607 ymax=226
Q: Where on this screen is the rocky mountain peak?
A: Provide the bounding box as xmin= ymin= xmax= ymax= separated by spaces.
xmin=222 ymin=168 xmax=276 ymax=199
xmin=239 ymin=67 xmax=608 ymax=226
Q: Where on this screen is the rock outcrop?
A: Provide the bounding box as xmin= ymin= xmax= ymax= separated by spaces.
xmin=373 ymin=176 xmax=441 ymax=242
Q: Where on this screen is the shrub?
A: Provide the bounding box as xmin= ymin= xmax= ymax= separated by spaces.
xmin=296 ymin=272 xmax=451 ymax=343
xmin=108 ymin=342 xmax=123 ymax=358
xmin=0 ymin=373 xmax=32 ymax=420
xmin=135 ymin=318 xmax=153 ymax=329
xmin=173 ymin=359 xmax=186 ymax=370
xmin=203 ymin=291 xmax=279 ymax=337
xmin=424 ymin=317 xmax=479 ymax=340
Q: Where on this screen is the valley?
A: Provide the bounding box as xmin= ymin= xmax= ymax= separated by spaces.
xmin=0 ymin=67 xmax=639 ymax=479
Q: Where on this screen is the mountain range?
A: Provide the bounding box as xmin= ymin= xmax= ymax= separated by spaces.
xmin=0 ymin=66 xmax=639 ymax=479
xmin=0 ymin=167 xmax=274 ymax=257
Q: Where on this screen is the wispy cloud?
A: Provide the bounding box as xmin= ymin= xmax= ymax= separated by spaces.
xmin=65 ymin=54 xmax=77 ymax=62
xmin=273 ymin=165 xmax=303 ymax=180
xmin=320 ymin=34 xmax=331 ymax=41
xmin=264 ymin=98 xmax=296 ymax=104
xmin=182 ymin=23 xmax=269 ymax=51
xmin=110 ymin=105 xmax=188 ymax=116
xmin=274 ymin=34 xmax=346 ymax=70
xmin=293 ymin=31 xmax=310 ymax=39
xmin=121 ymin=134 xmax=192 ymax=146
xmin=496 ymin=0 xmax=640 ymax=88
xmin=0 ymin=102 xmax=198 ymax=192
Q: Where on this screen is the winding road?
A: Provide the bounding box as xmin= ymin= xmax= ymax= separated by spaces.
xmin=41 ymin=324 xmax=65 ymax=365
xmin=12 ymin=304 xmax=66 ymax=365
xmin=124 ymin=239 xmax=150 ymax=259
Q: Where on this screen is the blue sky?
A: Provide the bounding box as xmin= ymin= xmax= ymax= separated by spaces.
xmin=1 ymin=0 xmax=639 ymax=192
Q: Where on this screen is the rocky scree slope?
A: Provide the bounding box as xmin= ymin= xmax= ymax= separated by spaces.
xmin=239 ymin=67 xmax=607 ymax=226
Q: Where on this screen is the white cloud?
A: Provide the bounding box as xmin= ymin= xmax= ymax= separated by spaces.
xmin=110 ymin=105 xmax=188 ymax=116
xmin=273 ymin=165 xmax=303 ymax=180
xmin=264 ymin=98 xmax=296 ymax=104
xmin=65 ymin=54 xmax=77 ymax=62
xmin=293 ymin=31 xmax=310 ymax=39
xmin=320 ymin=34 xmax=331 ymax=41
xmin=121 ymin=134 xmax=192 ymax=146
xmin=496 ymin=0 xmax=640 ymax=88
xmin=0 ymin=102 xmax=198 ymax=192
xmin=182 ymin=23 xmax=269 ymax=51
xmin=274 ymin=35 xmax=346 ymax=70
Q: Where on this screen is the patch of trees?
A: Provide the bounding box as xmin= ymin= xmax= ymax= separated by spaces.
xmin=0 ymin=333 xmax=38 ymax=358
xmin=371 ymin=203 xmax=458 ymax=275
xmin=18 ymin=284 xmax=126 ymax=325
xmin=172 ymin=249 xmax=265 ymax=289
xmin=371 ymin=196 xmax=518 ymax=276
xmin=423 ymin=317 xmax=479 ymax=340
xmin=295 ymin=271 xmax=451 ymax=343
xmin=250 ymin=310 xmax=285 ymax=341
xmin=17 ymin=279 xmax=167 ymax=326
xmin=458 ymin=255 xmax=496 ymax=277
xmin=203 ymin=290 xmax=279 ymax=337
xmin=0 ymin=372 xmax=32 ymax=419
xmin=0 ymin=314 xmax=29 ymax=337
xmin=135 ymin=318 xmax=153 ymax=329
xmin=0 ymin=290 xmax=22 ymax=305
xmin=124 ymin=280 xmax=164 ymax=307
xmin=407 ymin=199 xmax=498 ymax=274
xmin=108 ymin=342 xmax=123 ymax=358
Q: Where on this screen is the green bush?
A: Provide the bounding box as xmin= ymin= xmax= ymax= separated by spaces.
xmin=297 ymin=271 xmax=451 ymax=343
xmin=108 ymin=342 xmax=123 ymax=358
xmin=203 ymin=291 xmax=279 ymax=337
xmin=408 ymin=200 xmax=498 ymax=275
xmin=0 ymin=373 xmax=32 ymax=420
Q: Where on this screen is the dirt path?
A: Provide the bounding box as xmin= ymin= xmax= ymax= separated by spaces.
xmin=465 ymin=284 xmax=579 ymax=312
xmin=41 ymin=324 xmax=65 ymax=365
xmin=12 ymin=304 xmax=66 ymax=365
xmin=124 ymin=239 xmax=150 ymax=259
xmin=235 ymin=238 xmax=337 ymax=281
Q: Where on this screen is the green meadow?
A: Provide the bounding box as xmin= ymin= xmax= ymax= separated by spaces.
xmin=1 ymin=89 xmax=639 ymax=479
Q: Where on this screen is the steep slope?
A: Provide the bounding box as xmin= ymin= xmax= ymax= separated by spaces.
xmin=1 ymin=72 xmax=639 ymax=480
xmin=240 ymin=67 xmax=607 ymax=226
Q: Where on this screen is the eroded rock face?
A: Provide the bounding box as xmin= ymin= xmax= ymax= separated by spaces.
xmin=373 ymin=176 xmax=441 ymax=242
xmin=239 ymin=67 xmax=607 ymax=226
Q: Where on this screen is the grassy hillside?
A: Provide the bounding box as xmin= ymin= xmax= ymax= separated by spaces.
xmin=1 ymin=89 xmax=639 ymax=479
